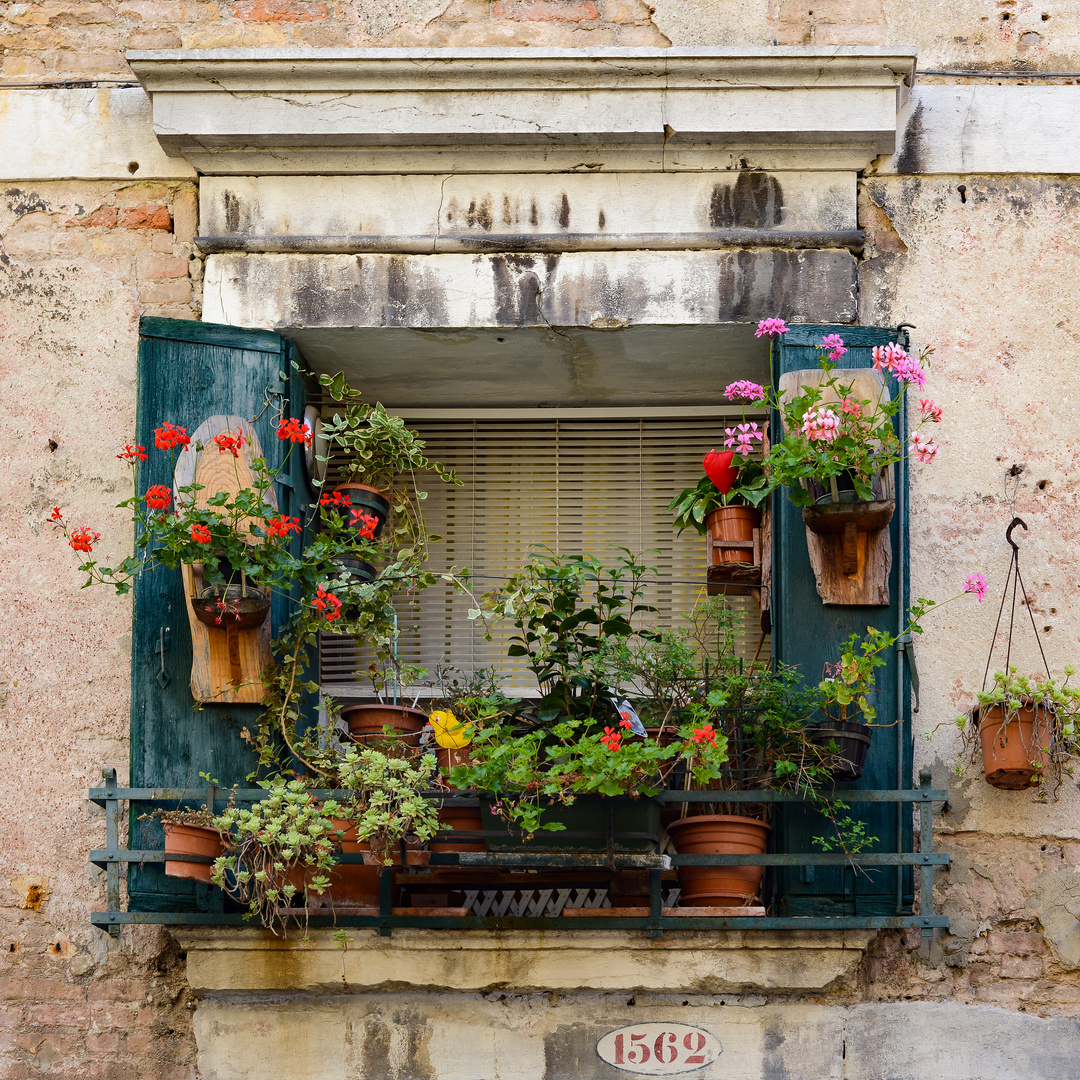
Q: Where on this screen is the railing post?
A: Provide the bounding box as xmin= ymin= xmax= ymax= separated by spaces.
xmin=103 ymin=767 xmax=120 ymax=937
xmin=918 ymin=767 xmax=934 ymax=939
xmin=378 ymin=866 xmax=393 ymax=937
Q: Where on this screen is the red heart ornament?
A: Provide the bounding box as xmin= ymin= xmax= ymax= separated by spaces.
xmin=703 ymin=449 xmax=738 ymax=494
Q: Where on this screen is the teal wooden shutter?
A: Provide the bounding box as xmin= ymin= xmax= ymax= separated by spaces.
xmin=128 ymin=317 xmax=306 ymax=912
xmin=771 ymin=324 xmax=913 ymax=916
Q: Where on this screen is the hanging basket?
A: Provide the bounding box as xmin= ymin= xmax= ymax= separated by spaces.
xmin=705 ymin=506 xmax=762 ymax=587
xmin=976 ymin=700 xmax=1052 ymax=791
xmin=191 ymin=584 xmax=271 ymax=630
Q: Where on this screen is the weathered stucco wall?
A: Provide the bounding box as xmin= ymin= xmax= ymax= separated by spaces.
xmin=0 ymin=180 xmax=202 ymax=1078
xmin=2 ymin=0 xmax=1079 ymax=81
xmin=2 ymin=7 xmax=1080 ymax=1079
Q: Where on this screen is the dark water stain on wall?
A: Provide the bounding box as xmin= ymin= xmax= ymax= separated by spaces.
xmin=491 ymin=253 xmax=548 ymax=325
xmin=894 ymin=101 xmax=925 ymax=176
xmin=222 ymin=191 xmax=241 ymax=233
xmin=709 ymin=172 xmax=784 ymax=229
xmin=465 ymin=195 xmax=494 ymax=231
xmin=557 ymin=193 xmax=571 ymax=230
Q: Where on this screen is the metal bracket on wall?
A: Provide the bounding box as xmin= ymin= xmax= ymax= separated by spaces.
xmin=155 ymin=626 xmax=171 ymax=689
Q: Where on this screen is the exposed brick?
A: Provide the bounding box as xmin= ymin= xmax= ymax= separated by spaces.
xmin=493 ymin=0 xmax=599 ymax=21
xmin=26 ymin=1003 xmax=90 ymax=1028
xmin=774 ymin=0 xmax=883 ymax=21
xmin=1 ymin=55 xmax=48 ymax=77
xmin=118 ymin=205 xmax=172 ymax=230
xmin=1001 ymin=955 xmax=1045 ymax=980
xmin=232 ymin=0 xmax=330 ymax=20
xmin=987 ymin=931 xmax=1046 ymax=956
xmin=171 ymin=190 xmax=198 ymax=245
xmin=128 ymin=28 xmax=184 ymax=48
xmin=136 ymin=254 xmax=189 ymax=278
xmin=0 ymin=977 xmax=83 ymax=1002
xmin=0 ymin=1007 xmax=22 ymax=1031
xmin=86 ymin=979 xmax=144 ymax=1004
xmin=138 ymin=278 xmax=193 ymax=304
xmin=151 ymin=229 xmax=177 ymax=253
xmin=70 ymin=206 xmax=118 ymax=229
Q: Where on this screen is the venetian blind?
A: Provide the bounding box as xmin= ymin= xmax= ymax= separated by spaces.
xmin=320 ymin=416 xmax=768 ymax=695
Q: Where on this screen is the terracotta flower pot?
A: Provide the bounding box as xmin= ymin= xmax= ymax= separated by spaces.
xmin=191 ymin=584 xmax=271 ymax=630
xmin=163 ymin=822 xmax=224 ymax=884
xmin=333 ymin=483 xmax=391 ymax=539
xmin=431 ymin=802 xmax=486 ymax=853
xmin=666 ymin=814 xmax=771 ymax=907
xmin=978 ymin=701 xmax=1051 ymax=790
xmin=705 ymin=506 xmax=760 ymax=567
xmin=341 ymin=703 xmax=428 ymax=745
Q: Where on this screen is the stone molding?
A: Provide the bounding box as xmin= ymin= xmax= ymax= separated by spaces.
xmin=126 ymin=47 xmax=916 ymax=175
xmin=176 ymin=928 xmax=875 ymax=995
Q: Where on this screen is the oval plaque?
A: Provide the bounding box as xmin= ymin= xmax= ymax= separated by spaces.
xmin=596 ymin=1024 xmax=721 ymax=1075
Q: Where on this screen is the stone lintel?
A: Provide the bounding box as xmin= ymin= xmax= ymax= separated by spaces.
xmin=202 ymin=248 xmax=857 ymax=333
xmin=127 ymin=47 xmax=915 ymax=175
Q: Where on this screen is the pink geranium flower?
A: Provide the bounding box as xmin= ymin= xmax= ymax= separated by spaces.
xmin=755 ymin=318 xmax=789 ymax=339
xmin=894 ymin=355 xmax=927 ymax=388
xmin=802 ymin=406 xmax=841 ymax=443
xmin=909 ymin=432 xmax=938 ymax=463
xmin=964 ymin=573 xmax=988 ymax=603
xmin=821 ymin=334 xmax=847 ymax=362
xmin=920 ymin=399 xmax=942 ymax=422
xmin=872 ymin=343 xmax=907 ymax=373
xmin=723 ymin=380 xmax=767 ymax=403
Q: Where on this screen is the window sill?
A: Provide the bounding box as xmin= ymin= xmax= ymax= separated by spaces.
xmin=174 ymin=927 xmax=875 ymax=995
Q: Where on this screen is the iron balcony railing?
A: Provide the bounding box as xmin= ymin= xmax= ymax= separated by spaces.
xmin=89 ymin=767 xmax=947 ymax=938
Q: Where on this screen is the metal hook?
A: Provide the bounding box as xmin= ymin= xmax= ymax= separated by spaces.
xmin=1006 ymin=517 xmax=1028 ymax=553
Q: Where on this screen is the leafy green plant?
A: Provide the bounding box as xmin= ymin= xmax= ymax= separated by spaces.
xmin=951 ymin=667 xmax=1080 ymax=789
xmin=333 ymin=747 xmax=440 ymax=863
xmin=317 ymin=372 xmax=460 ymax=554
xmin=211 ymin=779 xmax=341 ymax=935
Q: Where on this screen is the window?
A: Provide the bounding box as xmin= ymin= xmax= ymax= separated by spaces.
xmin=320 ymin=409 xmax=769 ymax=696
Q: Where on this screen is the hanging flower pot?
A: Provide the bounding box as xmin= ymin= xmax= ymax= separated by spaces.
xmin=667 ymin=814 xmax=770 ymax=908
xmin=977 ymin=700 xmax=1052 ymax=790
xmin=333 ymin=483 xmax=391 ymax=539
xmin=163 ymin=822 xmax=225 ymax=884
xmin=341 ymin=703 xmax=428 ymax=744
xmin=809 ymin=720 xmax=873 ymax=781
xmin=705 ymin=506 xmax=761 ymax=583
xmin=191 ymin=582 xmax=271 ymax=630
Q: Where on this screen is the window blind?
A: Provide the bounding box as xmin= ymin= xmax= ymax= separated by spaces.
xmin=321 ymin=416 xmax=768 ymax=695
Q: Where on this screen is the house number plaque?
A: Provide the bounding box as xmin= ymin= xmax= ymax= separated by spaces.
xmin=596 ymin=1024 xmax=721 ymax=1075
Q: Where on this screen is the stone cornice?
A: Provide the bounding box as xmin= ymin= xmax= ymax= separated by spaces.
xmin=127 ymin=47 xmax=916 ymax=175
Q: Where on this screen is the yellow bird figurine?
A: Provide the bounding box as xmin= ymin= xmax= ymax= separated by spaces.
xmin=428 ymin=709 xmax=473 ymax=749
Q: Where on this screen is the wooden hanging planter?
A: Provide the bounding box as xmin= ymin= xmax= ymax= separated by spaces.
xmin=175 ymin=414 xmax=276 ymax=704
xmin=779 ymin=368 xmax=896 ymax=607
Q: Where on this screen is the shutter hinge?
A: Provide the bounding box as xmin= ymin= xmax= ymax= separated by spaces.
xmin=896 ymin=632 xmax=919 ymax=712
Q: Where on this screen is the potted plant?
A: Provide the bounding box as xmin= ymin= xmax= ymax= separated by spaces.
xmin=156 ymin=808 xmax=225 ymax=885
xmin=761 ymin=332 xmax=941 ymax=522
xmin=338 ymin=661 xmax=432 ymax=744
xmin=316 ymin=371 xmax=459 ymax=550
xmin=210 ymin=778 xmax=341 ymax=935
xmin=954 ymin=668 xmax=1080 ymax=791
xmin=668 ymin=381 xmax=770 ymax=585
xmin=453 ymin=551 xmax=730 ymax=848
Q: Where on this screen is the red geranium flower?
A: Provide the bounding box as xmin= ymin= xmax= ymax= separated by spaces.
xmin=319 ymin=491 xmax=351 ymax=508
xmin=266 ymin=515 xmax=301 ymax=539
xmin=117 ymin=444 xmax=148 ymax=462
xmin=600 ymin=726 xmax=622 ymax=752
xmin=213 ymin=428 xmax=245 ymax=458
xmin=349 ymin=509 xmax=379 ymax=539
xmin=144 ymin=484 xmax=172 ymax=510
xmin=277 ymin=418 xmax=312 ymax=445
xmin=69 ymin=528 xmax=100 ymax=553
xmin=49 ymin=507 xmax=63 ymax=522
xmin=311 ymin=586 xmax=342 ymax=621
xmin=690 ymin=724 xmax=717 ymax=746
xmin=153 ymin=423 xmax=190 ymax=452
xmin=190 ymin=523 xmax=212 ymax=544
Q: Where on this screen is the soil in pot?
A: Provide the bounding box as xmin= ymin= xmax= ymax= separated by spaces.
xmin=977 ymin=702 xmax=1052 ymax=790
xmin=333 ymin=483 xmax=391 ymax=539
xmin=163 ymin=822 xmax=224 ymax=884
xmin=666 ymin=814 xmax=771 ymax=907
xmin=191 ymin=584 xmax=271 ymax=630
xmin=480 ymin=796 xmax=662 ymax=854
xmin=342 ymin=703 xmax=428 ymax=745
xmin=809 ymin=721 xmax=872 ymax=781
xmin=705 ymin=506 xmax=760 ymax=568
